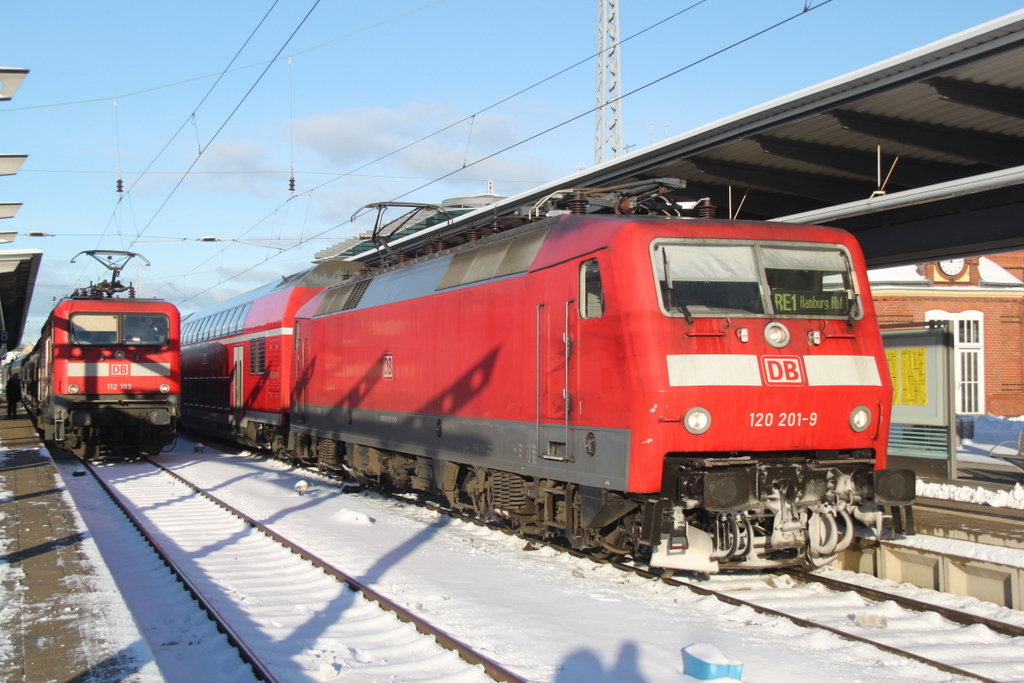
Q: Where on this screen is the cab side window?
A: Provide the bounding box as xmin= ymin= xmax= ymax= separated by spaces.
xmin=579 ymin=258 xmax=605 ymax=319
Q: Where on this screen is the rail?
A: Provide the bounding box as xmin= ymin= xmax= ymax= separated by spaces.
xmin=83 ymin=459 xmax=278 ymax=683
xmin=147 ymin=457 xmax=528 ymax=683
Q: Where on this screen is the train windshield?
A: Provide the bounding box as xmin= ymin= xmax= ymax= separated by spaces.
xmin=761 ymin=246 xmax=852 ymax=317
xmin=69 ymin=313 xmax=169 ymax=346
xmin=653 ymin=241 xmax=856 ymax=319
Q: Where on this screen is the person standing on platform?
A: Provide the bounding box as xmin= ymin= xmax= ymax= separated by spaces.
xmin=5 ymin=373 xmax=22 ymax=418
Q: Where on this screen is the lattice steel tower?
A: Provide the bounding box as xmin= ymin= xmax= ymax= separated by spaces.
xmin=595 ymin=0 xmax=622 ymax=166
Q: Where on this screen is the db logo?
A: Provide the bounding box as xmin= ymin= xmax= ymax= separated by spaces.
xmin=761 ymin=356 xmax=803 ymax=385
xmin=382 ymin=354 xmax=394 ymax=380
xmin=110 ymin=364 xmax=130 ymax=376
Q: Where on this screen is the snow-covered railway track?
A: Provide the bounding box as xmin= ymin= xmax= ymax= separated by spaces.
xmin=86 ymin=459 xmax=510 ymax=683
xmin=783 ymin=568 xmax=1024 ymax=638
xmin=844 ymin=497 xmax=1024 ymax=611
xmin=383 ymin=487 xmax=1024 ymax=682
xmin=449 ymin=524 xmax=1023 ymax=683
xmin=290 ymin=476 xmax=1023 ymax=682
xmin=84 ymin=459 xmax=277 ymax=682
xmin=661 ymin=568 xmax=1024 ymax=683
xmin=162 ymin=444 xmax=1024 ymax=681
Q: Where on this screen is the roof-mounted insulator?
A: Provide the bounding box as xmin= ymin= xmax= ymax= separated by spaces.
xmin=697 ymin=198 xmax=717 ymax=219
xmin=466 ymin=227 xmax=482 ymax=241
xmin=568 ymin=191 xmax=588 ymax=215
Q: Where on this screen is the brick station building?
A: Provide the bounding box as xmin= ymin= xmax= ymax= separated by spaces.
xmin=868 ymin=254 xmax=1024 ymax=417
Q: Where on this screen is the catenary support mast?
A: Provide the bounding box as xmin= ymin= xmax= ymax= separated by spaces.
xmin=595 ymin=0 xmax=622 ymax=166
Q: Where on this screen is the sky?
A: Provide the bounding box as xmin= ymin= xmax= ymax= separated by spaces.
xmin=3 ymin=0 xmax=1024 ymax=343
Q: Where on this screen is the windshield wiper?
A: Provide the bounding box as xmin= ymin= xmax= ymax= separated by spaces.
xmin=662 ymin=248 xmax=693 ymax=324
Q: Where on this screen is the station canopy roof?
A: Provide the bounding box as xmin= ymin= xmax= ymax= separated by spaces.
xmin=343 ymin=10 xmax=1024 ymax=269
xmin=0 ymin=248 xmax=41 ymax=348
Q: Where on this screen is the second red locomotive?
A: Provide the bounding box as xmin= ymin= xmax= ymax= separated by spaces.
xmin=15 ymin=251 xmax=180 ymax=458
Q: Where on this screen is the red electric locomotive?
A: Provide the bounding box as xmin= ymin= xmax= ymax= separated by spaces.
xmin=16 ymin=251 xmax=180 ymax=458
xmin=286 ymin=205 xmax=914 ymax=572
xmin=178 ymin=188 xmax=914 ymax=572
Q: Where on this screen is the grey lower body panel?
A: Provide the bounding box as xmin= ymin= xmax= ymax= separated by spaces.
xmin=183 ymin=406 xmax=283 ymax=431
xmin=181 ymin=406 xmax=244 ymax=444
xmin=292 ymin=403 xmax=631 ymax=491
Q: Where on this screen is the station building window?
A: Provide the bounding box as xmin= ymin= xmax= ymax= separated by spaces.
xmin=926 ymin=309 xmax=984 ymax=414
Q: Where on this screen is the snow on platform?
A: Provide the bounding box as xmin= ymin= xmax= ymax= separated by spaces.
xmin=0 ymin=417 xmax=162 ymax=683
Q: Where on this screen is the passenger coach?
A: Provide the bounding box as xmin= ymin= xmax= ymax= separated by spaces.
xmin=179 ymin=263 xmax=356 ymax=451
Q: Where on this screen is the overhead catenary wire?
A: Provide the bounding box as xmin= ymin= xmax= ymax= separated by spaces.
xmin=20 ymin=169 xmax=545 ymax=182
xmin=53 ymin=0 xmax=719 ymax=299
xmin=15 ymin=1 xmax=709 ymax=187
xmin=113 ymin=98 xmax=123 ymax=199
xmin=166 ymin=0 xmax=720 ymax=298
xmin=0 ymin=0 xmax=452 ymax=115
xmin=379 ymin=0 xmax=839 ymax=209
xmin=296 ymin=0 xmax=716 ymax=201
xmin=125 ymin=0 xmax=283 ymax=202
xmin=108 ymin=96 xmax=132 ymax=255
xmin=169 ymin=0 xmax=837 ymax=306
xmin=288 ymin=55 xmax=296 ymax=197
xmin=126 ymin=0 xmax=322 ymax=249
xmin=73 ymin=0 xmax=289 ymax=291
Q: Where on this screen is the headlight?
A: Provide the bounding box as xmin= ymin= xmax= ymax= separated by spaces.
xmin=764 ymin=321 xmax=790 ymax=348
xmin=114 ymin=350 xmax=126 ymax=360
xmin=850 ymin=405 xmax=872 ymax=432
xmin=68 ymin=384 xmax=80 ymax=395
xmin=684 ymin=407 xmax=712 ymax=434
xmin=159 ymin=384 xmax=171 ymax=394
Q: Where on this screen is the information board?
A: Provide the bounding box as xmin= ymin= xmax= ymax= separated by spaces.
xmin=881 ymin=322 xmax=955 ymax=479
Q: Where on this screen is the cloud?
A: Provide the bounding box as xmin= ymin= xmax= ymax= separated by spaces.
xmin=188 ymin=139 xmax=286 ymax=196
xmin=292 ymin=101 xmax=559 ymax=190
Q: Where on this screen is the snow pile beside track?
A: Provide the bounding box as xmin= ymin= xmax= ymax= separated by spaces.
xmin=916 ymin=479 xmax=1024 ymax=510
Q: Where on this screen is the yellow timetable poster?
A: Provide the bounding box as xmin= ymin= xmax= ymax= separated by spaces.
xmin=886 ymin=347 xmax=927 ymax=406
